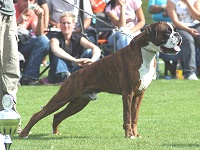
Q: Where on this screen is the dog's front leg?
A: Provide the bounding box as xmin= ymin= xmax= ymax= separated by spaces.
xmin=131 ymin=91 xmax=145 ymax=138
xmin=122 ymin=94 xmax=134 ymax=138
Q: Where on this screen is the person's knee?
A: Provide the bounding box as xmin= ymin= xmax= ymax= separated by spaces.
xmin=36 ymin=35 xmax=49 ymax=45
xmin=82 ymin=49 xmax=92 ymax=58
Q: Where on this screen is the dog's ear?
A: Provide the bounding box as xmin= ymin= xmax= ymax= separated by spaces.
xmin=145 ymin=22 xmax=159 ymax=39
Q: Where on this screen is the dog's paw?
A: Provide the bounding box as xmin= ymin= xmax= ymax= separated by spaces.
xmin=129 ymin=135 xmax=136 ymax=139
xmin=52 ymin=131 xmax=61 ymax=135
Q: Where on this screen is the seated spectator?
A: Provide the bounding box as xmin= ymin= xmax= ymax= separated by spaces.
xmin=47 ymin=0 xmax=96 ymax=44
xmin=167 ymin=0 xmax=199 ymax=80
xmin=148 ymin=0 xmax=181 ymax=78
xmin=15 ymin=0 xmax=49 ymax=85
xmin=104 ymin=0 xmax=145 ymax=51
xmin=89 ymin=0 xmax=106 ymax=14
xmin=39 ymin=12 xmax=101 ymax=84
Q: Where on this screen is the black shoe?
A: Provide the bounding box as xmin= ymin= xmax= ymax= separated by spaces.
xmin=20 ymin=77 xmax=38 ymax=85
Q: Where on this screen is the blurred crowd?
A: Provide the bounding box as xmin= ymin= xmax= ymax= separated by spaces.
xmin=4 ymin=0 xmax=200 ymax=87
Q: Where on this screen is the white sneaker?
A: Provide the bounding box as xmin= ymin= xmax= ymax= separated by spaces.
xmin=187 ymin=73 xmax=198 ymax=80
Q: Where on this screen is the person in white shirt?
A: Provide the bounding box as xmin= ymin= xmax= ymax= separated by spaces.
xmin=167 ymin=0 xmax=200 ymax=80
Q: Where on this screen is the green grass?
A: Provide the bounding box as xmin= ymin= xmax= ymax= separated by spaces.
xmin=11 ymin=79 xmax=200 ymax=150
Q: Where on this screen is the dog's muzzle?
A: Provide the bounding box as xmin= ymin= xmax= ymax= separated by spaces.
xmin=160 ymin=23 xmax=182 ymax=55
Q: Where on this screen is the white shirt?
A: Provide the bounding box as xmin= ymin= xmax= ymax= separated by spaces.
xmin=170 ymin=0 xmax=199 ymax=26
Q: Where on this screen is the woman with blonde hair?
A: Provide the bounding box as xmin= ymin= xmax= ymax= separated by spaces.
xmin=40 ymin=12 xmax=101 ymax=84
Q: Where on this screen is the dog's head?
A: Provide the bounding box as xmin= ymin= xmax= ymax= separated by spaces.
xmin=145 ymin=21 xmax=182 ymax=54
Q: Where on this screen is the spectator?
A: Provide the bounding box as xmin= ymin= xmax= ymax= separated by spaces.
xmin=89 ymin=0 xmax=106 ymax=14
xmin=167 ymin=0 xmax=199 ymax=80
xmin=104 ymin=0 xmax=145 ymax=51
xmin=39 ymin=11 xmax=101 ymax=84
xmin=47 ymin=0 xmax=96 ymax=44
xmin=15 ymin=0 xmax=50 ymax=85
xmin=148 ymin=0 xmax=180 ymax=78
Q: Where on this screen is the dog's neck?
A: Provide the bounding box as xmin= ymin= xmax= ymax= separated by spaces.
xmin=132 ymin=31 xmax=150 ymax=47
xmin=131 ymin=31 xmax=160 ymax=53
xmin=131 ymin=31 xmax=158 ymax=90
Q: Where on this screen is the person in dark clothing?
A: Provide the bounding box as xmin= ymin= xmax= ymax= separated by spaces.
xmin=39 ymin=11 xmax=101 ymax=84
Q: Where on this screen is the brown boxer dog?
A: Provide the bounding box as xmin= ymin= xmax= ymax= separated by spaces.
xmin=19 ymin=22 xmax=182 ymax=139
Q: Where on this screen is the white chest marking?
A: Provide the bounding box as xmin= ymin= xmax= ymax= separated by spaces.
xmin=138 ymin=43 xmax=158 ymax=91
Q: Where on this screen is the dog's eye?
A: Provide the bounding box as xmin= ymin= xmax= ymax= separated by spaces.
xmin=164 ymin=29 xmax=171 ymax=35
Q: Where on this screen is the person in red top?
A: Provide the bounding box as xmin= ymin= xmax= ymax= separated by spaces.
xmin=15 ymin=0 xmax=50 ymax=85
xmin=89 ymin=0 xmax=107 ymax=14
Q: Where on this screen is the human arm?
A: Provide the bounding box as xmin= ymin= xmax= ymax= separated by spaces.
xmin=130 ymin=7 xmax=145 ymax=33
xmin=50 ymin=37 xmax=100 ymax=67
xmin=167 ymin=0 xmax=199 ymax=36
xmin=31 ymin=4 xmax=45 ymax=36
xmin=182 ymin=0 xmax=200 ymax=20
xmin=40 ymin=3 xmax=49 ymax=30
xmin=50 ymin=38 xmax=80 ymax=63
xmin=149 ymin=4 xmax=166 ymax=14
xmin=79 ymin=36 xmax=101 ymax=66
xmin=105 ymin=0 xmax=126 ymax=28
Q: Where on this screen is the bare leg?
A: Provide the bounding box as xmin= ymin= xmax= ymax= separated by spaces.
xmin=53 ymin=98 xmax=90 ymax=134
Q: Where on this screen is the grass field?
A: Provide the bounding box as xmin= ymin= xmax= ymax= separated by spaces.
xmin=11 ymin=79 xmax=200 ymax=150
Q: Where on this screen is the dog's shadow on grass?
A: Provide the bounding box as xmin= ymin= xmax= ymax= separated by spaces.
xmin=13 ymin=133 xmax=123 ymax=140
xmin=13 ymin=134 xmax=91 ymax=140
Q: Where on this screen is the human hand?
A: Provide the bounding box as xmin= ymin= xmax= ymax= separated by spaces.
xmin=81 ymin=58 xmax=95 ymax=66
xmin=74 ymin=58 xmax=94 ymax=67
xmin=34 ymin=4 xmax=44 ymax=18
xmin=116 ymin=0 xmax=126 ymax=7
xmin=189 ymin=28 xmax=200 ymax=37
xmin=162 ymin=9 xmax=169 ymax=17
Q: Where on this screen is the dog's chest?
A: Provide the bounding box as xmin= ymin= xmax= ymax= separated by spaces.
xmin=138 ymin=47 xmax=156 ymax=91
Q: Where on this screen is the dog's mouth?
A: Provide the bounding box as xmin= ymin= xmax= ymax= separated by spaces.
xmin=160 ymin=45 xmax=181 ymax=54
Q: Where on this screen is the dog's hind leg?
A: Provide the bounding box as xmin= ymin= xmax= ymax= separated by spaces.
xmin=19 ymin=92 xmax=71 ymax=138
xmin=131 ymin=91 xmax=144 ymax=138
xmin=52 ymin=98 xmax=90 ymax=134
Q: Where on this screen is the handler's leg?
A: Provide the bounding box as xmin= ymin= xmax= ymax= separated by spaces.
xmin=0 ymin=15 xmax=20 ymax=110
